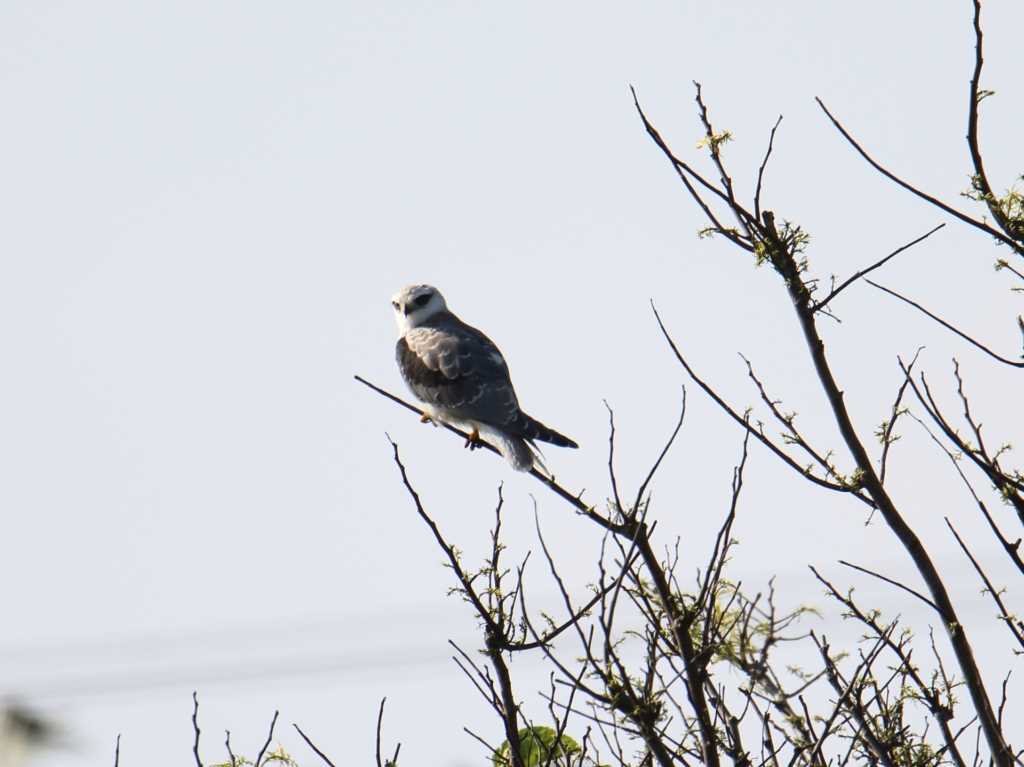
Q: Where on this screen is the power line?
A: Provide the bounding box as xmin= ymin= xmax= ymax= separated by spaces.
xmin=0 ymin=607 xmax=460 ymax=665
xmin=6 ymin=640 xmax=495 ymax=701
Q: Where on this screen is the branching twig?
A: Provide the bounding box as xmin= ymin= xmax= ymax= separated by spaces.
xmin=812 ymin=223 xmax=945 ymax=313
xmin=225 ymin=731 xmax=237 ymax=767
xmin=816 ymin=98 xmax=1023 ymax=256
xmin=965 ymin=0 xmax=1022 ymax=245
xmin=945 ymin=518 xmax=1024 ymax=652
xmin=907 ymin=408 xmax=1024 ymax=577
xmin=651 ymin=304 xmax=874 ymax=506
xmin=374 ymin=698 xmax=401 ymax=767
xmin=254 ymin=711 xmax=278 ymax=767
xmin=878 ymin=349 xmax=922 ymax=485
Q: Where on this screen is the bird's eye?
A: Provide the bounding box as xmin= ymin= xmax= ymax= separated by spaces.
xmin=391 ymin=301 xmax=399 ymax=309
xmin=414 ymin=293 xmax=432 ymax=307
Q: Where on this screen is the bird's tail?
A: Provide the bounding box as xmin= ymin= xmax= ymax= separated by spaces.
xmin=518 ymin=413 xmax=579 ymax=449
xmin=477 ymin=423 xmax=536 ymax=472
xmin=500 ymin=436 xmax=552 ymax=475
xmin=506 ymin=437 xmax=537 ymax=473
xmin=478 ymin=416 xmax=577 ymax=473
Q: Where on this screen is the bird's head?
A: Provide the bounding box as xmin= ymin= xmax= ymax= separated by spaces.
xmin=391 ymin=284 xmax=447 ymax=333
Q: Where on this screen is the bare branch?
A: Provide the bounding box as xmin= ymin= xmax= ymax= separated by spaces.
xmin=812 ymin=223 xmax=946 ymax=313
xmin=357 ymin=375 xmax=621 ymax=532
xmin=810 ymin=567 xmax=966 ymax=766
xmin=192 ymin=692 xmax=203 ymax=767
xmin=225 ymin=731 xmax=237 ymax=767
xmin=837 ymin=559 xmax=940 ymax=613
xmin=907 ymin=409 xmax=1024 ymax=577
xmin=292 ymin=724 xmax=337 ymax=767
xmin=816 ymin=98 xmax=1023 ymax=256
xmin=878 ymin=349 xmax=922 ymax=485
xmin=463 ymin=726 xmax=501 ymax=759
xmin=652 ymin=302 xmax=874 ymax=504
xmin=375 ymin=698 xmax=387 ymax=767
xmin=632 ymin=86 xmax=756 ymax=252
xmin=694 ymin=82 xmax=752 ymax=243
xmin=965 ymin=0 xmax=1022 ymax=245
xmin=605 ymin=401 xmax=625 ymax=517
xmin=945 ymin=518 xmax=1024 ymax=652
xmin=903 ymin=365 xmax=1024 ymax=525
xmin=630 ymin=388 xmax=686 ymax=516
xmin=754 ymin=115 xmax=784 ymax=223
xmin=868 ymin=280 xmax=1024 ymax=367
xmin=740 ymin=353 xmax=845 ymax=484
xmin=254 ymin=711 xmax=278 ymax=767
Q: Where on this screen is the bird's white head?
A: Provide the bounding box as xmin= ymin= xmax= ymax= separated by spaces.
xmin=391 ymin=284 xmax=448 ymax=334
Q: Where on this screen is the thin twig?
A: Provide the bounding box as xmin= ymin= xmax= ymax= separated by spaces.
xmin=605 ymin=401 xmax=625 ymax=516
xmin=254 ymin=711 xmax=279 ymax=767
xmin=816 ymin=98 xmax=1022 ymax=255
xmin=740 ymin=353 xmax=843 ymax=483
xmin=375 ymin=698 xmax=387 ymax=767
xmin=812 ymin=224 xmax=945 ymax=312
xmin=902 ymin=365 xmax=1024 ymax=524
xmin=868 ymin=281 xmax=1024 ymax=367
xmin=965 ymin=0 xmax=1020 ymax=244
xmin=754 ymin=115 xmax=784 ymax=222
xmin=632 ymin=86 xmax=756 ymax=253
xmin=293 ymin=723 xmax=338 ymax=767
xmin=192 ymin=692 xmax=203 ymax=767
xmin=630 ymin=388 xmax=686 ymax=515
xmin=225 ymin=731 xmax=237 ymax=767
xmin=651 ymin=303 xmax=874 ymax=505
xmin=906 ymin=409 xmax=1024 ymax=577
xmin=945 ymin=518 xmax=1024 ymax=651
xmin=878 ymin=349 xmax=922 ymax=485
xmin=838 ymin=559 xmax=940 ymax=613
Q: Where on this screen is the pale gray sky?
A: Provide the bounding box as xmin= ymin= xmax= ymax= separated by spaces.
xmin=2 ymin=2 xmax=1022 ymax=765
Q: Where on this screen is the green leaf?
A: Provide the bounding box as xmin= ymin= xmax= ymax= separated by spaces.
xmin=492 ymin=726 xmax=581 ymax=767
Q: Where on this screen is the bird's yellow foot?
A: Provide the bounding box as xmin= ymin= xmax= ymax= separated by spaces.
xmin=464 ymin=427 xmax=483 ymax=450
xmin=420 ymin=413 xmax=435 ymax=425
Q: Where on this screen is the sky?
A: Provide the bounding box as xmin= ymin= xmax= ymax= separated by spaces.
xmin=1 ymin=1 xmax=1022 ymax=765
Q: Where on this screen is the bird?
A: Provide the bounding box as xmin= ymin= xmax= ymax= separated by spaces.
xmin=391 ymin=284 xmax=578 ymax=472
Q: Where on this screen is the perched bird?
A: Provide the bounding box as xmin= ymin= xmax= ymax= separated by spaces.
xmin=391 ymin=284 xmax=578 ymax=472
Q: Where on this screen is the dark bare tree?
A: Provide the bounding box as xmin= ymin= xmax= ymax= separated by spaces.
xmin=179 ymin=3 xmax=1020 ymax=766
xmin=354 ymin=1 xmax=1021 ymax=765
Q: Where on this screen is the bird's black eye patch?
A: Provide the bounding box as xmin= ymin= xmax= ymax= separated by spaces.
xmin=414 ymin=293 xmax=432 ymax=307
xmin=391 ymin=300 xmax=399 ymax=309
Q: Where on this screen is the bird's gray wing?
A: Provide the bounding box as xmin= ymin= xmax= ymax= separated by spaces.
xmin=397 ymin=319 xmax=521 ymax=427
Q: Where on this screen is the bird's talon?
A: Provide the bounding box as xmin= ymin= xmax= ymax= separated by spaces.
xmin=464 ymin=428 xmax=482 ymax=450
xmin=419 ymin=413 xmax=434 ymax=425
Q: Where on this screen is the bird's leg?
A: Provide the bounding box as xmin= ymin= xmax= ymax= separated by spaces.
xmin=464 ymin=427 xmax=483 ymax=450
xmin=419 ymin=413 xmax=435 ymax=425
